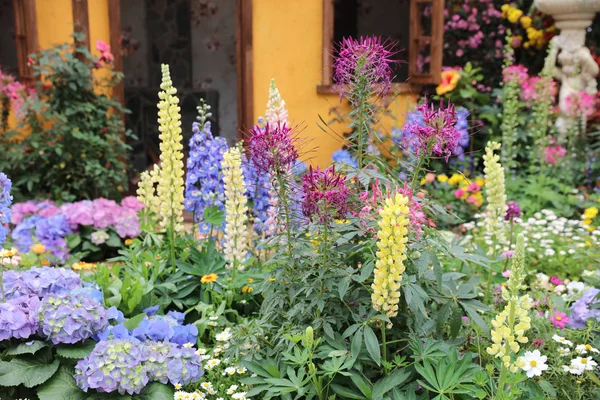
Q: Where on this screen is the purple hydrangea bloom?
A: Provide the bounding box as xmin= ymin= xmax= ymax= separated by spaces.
xmin=60 ymin=200 xmax=94 ymax=229
xmin=11 ymin=215 xmax=42 ymax=253
xmin=0 ymin=295 xmax=40 ymax=341
xmin=3 ymin=267 xmax=82 ymax=299
xmin=570 ymin=288 xmax=600 ymax=328
xmin=146 ymin=318 xmax=174 ymax=341
xmin=75 ymin=338 xmax=149 ymax=395
xmin=166 ymin=345 xmax=204 ymax=385
xmin=170 ymin=324 xmax=199 ymax=346
xmin=0 ymin=172 xmax=12 ymax=249
xmin=38 ymin=293 xmax=108 ymax=344
xmin=113 ymin=207 xmax=140 ymax=238
xmin=143 ymin=340 xmax=177 ymax=384
xmin=10 ymin=200 xmax=38 ymax=225
xmin=92 ymin=198 xmax=121 ymax=229
xmin=35 ymin=214 xmax=72 ymax=260
xmin=184 ymin=121 xmax=229 ymax=233
xmin=121 ymin=196 xmax=144 ymax=211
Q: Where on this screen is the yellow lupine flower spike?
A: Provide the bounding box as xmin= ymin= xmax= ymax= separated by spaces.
xmin=371 ymin=193 xmax=410 ymax=319
xmin=483 ymin=141 xmax=507 ymax=244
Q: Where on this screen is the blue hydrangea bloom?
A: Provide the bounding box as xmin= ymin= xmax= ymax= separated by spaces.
xmin=184 ymin=121 xmax=229 ymax=233
xmin=75 ymin=338 xmax=150 ymax=395
xmin=38 ymin=293 xmax=108 ymax=344
xmin=143 ymin=340 xmax=177 ymax=384
xmin=3 ymin=267 xmax=81 ymax=299
xmin=166 ymin=345 xmax=204 ymax=385
xmin=0 ymin=172 xmax=12 ymax=249
xmin=11 ymin=215 xmax=42 ymax=253
xmin=332 ymin=149 xmax=358 ymax=168
xmin=570 ymin=288 xmax=600 ymax=328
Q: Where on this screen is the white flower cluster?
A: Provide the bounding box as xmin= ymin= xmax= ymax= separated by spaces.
xmin=174 ymin=328 xmax=252 ymax=400
xmin=464 ymin=209 xmax=600 ymax=260
xmin=553 ymin=335 xmax=599 ymax=376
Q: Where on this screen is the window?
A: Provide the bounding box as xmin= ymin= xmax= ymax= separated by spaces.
xmin=320 ymin=0 xmax=444 ymax=92
xmin=11 ymin=0 xmax=38 ymax=84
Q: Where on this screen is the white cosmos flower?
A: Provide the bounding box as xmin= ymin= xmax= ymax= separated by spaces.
xmin=571 ymin=357 xmax=598 ymax=371
xmin=552 ymin=335 xmax=574 ymax=347
xmin=575 ymin=344 xmax=600 ymax=355
xmin=518 ymin=350 xmax=548 ymax=378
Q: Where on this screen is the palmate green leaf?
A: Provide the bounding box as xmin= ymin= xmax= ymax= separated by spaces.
xmin=0 ymin=357 xmax=60 ymax=388
xmin=37 ymin=367 xmax=88 ymax=400
xmin=5 ymin=340 xmax=47 ymax=356
xmin=331 ymin=383 xmax=368 ymax=400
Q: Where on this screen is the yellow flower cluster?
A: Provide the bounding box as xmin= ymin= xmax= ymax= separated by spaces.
xmin=222 ymin=146 xmax=250 ymax=270
xmin=501 ymin=4 xmax=523 ymax=23
xmin=582 ymin=206 xmax=598 ymax=232
xmin=524 ymin=27 xmax=545 ymax=49
xmin=486 ymin=234 xmax=531 ymax=372
xmin=372 ymin=193 xmax=410 ymax=319
xmin=483 ymin=141 xmax=507 ymax=243
xmin=264 ymin=78 xmax=288 ymax=126
xmin=136 ymin=65 xmax=185 ymax=232
xmin=72 ymin=261 xmax=97 ymax=271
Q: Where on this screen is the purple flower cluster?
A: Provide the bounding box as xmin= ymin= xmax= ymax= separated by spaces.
xmin=402 ymin=101 xmax=461 ymax=162
xmin=75 ymin=338 xmax=150 ymax=395
xmin=0 ymin=172 xmax=12 ymax=249
xmin=505 ymin=201 xmax=521 ymax=222
xmin=184 ymin=121 xmax=229 ymax=232
xmin=570 ymin=288 xmax=600 ymax=329
xmin=0 ymin=295 xmax=40 ymax=341
xmin=301 ymin=166 xmax=350 ymax=224
xmin=38 ymin=293 xmax=109 ymax=344
xmin=3 ymin=267 xmax=81 ymax=299
xmin=75 ymin=338 xmax=204 ymax=394
xmin=248 ymin=122 xmax=298 ymax=175
xmin=452 ymin=107 xmax=470 ymax=160
xmin=333 ymin=36 xmax=397 ymax=100
xmin=243 ymin=160 xmax=273 ymax=234
xmin=10 ymin=197 xmax=142 ymax=260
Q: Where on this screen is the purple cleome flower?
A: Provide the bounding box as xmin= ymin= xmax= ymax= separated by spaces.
xmin=333 ymin=36 xmax=397 ymax=100
xmin=301 ymin=166 xmax=350 ymax=224
xmin=38 ymin=293 xmax=109 ymax=344
xmin=402 ymin=100 xmax=461 ymax=162
xmin=248 ymin=122 xmax=298 ymax=175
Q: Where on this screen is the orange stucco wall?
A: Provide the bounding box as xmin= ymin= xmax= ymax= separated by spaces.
xmin=252 ymin=0 xmax=416 ymax=168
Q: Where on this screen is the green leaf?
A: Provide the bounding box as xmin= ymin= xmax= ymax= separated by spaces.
xmin=105 ymin=233 xmax=123 ymax=248
xmin=56 ymin=341 xmax=96 ymax=359
xmin=6 ymin=340 xmax=47 ymax=356
xmin=38 ymin=367 xmax=88 ymax=400
xmin=363 ymin=325 xmax=381 ymax=366
xmin=123 ymin=313 xmax=147 ymax=330
xmin=331 ymin=383 xmax=367 ymax=399
xmin=538 ymin=380 xmax=556 ymax=397
xmin=203 ymin=206 xmax=225 ymax=227
xmin=372 ymin=368 xmax=411 ymax=398
xmin=0 ymin=358 xmax=60 ymax=387
xmin=135 ymin=382 xmax=175 ymax=400
xmin=338 ymin=276 xmax=350 ymax=299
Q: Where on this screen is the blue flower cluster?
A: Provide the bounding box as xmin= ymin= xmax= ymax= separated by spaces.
xmin=332 ymin=149 xmax=358 ymax=168
xmin=452 ymin=107 xmax=470 ymax=160
xmin=243 ymin=160 xmax=272 ymax=233
xmin=184 ymin=121 xmax=229 ymax=233
xmin=3 ymin=267 xmax=82 ymax=299
xmin=0 ymin=172 xmax=12 ymax=249
xmin=97 ymin=310 xmax=198 ymax=347
xmin=38 ymin=293 xmax=109 ymax=344
xmin=75 ymin=338 xmax=204 ymax=395
xmin=0 ymin=295 xmax=40 ymax=341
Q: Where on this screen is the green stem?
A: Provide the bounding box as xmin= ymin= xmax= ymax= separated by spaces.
xmin=484 ymin=234 xmax=498 ymax=303
xmin=410 ymin=154 xmax=425 ymax=189
xmin=277 ymin=172 xmax=293 ymax=265
xmin=382 ymin=324 xmax=388 ymax=367
xmin=169 ymin=217 xmax=177 ymax=273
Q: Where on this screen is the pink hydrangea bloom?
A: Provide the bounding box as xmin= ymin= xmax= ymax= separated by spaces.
xmin=11 ymin=201 xmax=39 ymax=224
xmin=121 ymin=196 xmax=144 ymax=212
xmin=91 ymin=198 xmax=120 ymax=229
xmin=113 ymin=208 xmax=141 ymax=238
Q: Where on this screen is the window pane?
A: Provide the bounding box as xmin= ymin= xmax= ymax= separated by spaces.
xmin=418 ymin=1 xmax=432 ymax=37
xmin=416 ymin=38 xmax=431 ymax=74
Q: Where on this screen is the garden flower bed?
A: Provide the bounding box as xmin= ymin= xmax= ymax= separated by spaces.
xmin=1 ymin=6 xmax=600 ymax=399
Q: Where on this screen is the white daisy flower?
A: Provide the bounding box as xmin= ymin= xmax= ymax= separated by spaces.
xmin=195 ymin=348 xmax=207 ymax=355
xmin=552 ymin=335 xmax=574 ymax=346
xmin=575 ymin=344 xmax=600 ymax=355
xmin=216 ymin=328 xmax=233 ymax=342
xmin=571 ymin=357 xmax=598 ymax=371
xmin=227 ymin=385 xmax=239 ymax=395
xmin=518 ymin=350 xmax=548 ymax=378
xmin=200 ymin=382 xmax=213 ymax=391
xmin=209 ymin=316 xmax=218 ymax=320
xmin=224 ymin=367 xmax=236 ymax=376
xmin=237 ymin=367 xmax=248 ymax=374
xmin=232 ymin=393 xmax=247 ymax=400
xmin=204 ymin=358 xmax=221 ymax=370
